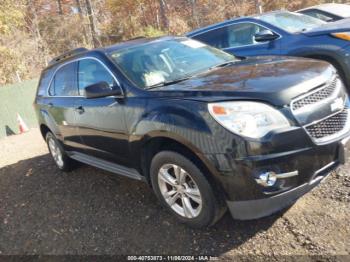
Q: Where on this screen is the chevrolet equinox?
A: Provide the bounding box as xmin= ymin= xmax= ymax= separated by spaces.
xmin=34 ymin=36 xmax=350 ymax=228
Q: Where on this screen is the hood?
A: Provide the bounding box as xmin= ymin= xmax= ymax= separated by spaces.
xmin=303 ymin=18 xmax=350 ymax=36
xmin=151 ymin=56 xmax=335 ymax=106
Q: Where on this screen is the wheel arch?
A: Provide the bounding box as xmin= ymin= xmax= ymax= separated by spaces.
xmin=139 ymin=133 xmax=224 ymax=196
xmin=39 ymin=124 xmax=51 ymax=139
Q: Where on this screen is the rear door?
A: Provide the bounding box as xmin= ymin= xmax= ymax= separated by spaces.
xmin=45 ymin=61 xmax=83 ymax=151
xmin=192 ymin=22 xmax=281 ymax=57
xmin=74 ymin=58 xmax=129 ymax=165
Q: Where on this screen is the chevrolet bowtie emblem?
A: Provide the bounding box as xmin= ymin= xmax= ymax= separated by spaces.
xmin=331 ymin=97 xmax=344 ymax=112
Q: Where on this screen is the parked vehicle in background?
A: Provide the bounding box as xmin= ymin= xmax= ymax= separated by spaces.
xmin=298 ymin=3 xmax=350 ymax=22
xmin=186 ymin=11 xmax=350 ymax=90
xmin=34 ymin=36 xmax=350 ymax=228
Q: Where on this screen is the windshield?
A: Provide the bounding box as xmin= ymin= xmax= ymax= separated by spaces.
xmin=109 ymin=38 xmax=235 ymax=88
xmin=259 ymin=12 xmax=326 ymax=33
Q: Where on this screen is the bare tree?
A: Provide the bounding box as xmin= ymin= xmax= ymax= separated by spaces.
xmin=84 ymin=0 xmax=99 ymax=47
xmin=57 ymin=0 xmax=63 ymax=15
xmin=158 ymin=0 xmax=169 ymax=30
xmin=255 ymin=0 xmax=263 ymax=14
xmin=74 ymin=0 xmax=89 ymax=46
xmin=189 ymin=0 xmax=200 ymax=27
xmin=26 ymin=0 xmax=49 ymax=65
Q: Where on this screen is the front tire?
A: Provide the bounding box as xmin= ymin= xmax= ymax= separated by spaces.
xmin=150 ymin=151 xmax=226 ymax=228
xmin=46 ymin=132 xmax=75 ymax=172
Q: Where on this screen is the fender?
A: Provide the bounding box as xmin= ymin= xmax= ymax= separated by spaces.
xmin=127 ymin=101 xmax=222 ymax=178
xmin=128 ymin=102 xmax=211 ymax=153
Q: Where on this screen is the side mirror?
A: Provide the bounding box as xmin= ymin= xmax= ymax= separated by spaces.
xmin=254 ymin=30 xmax=279 ymax=42
xmin=84 ymin=81 xmax=123 ymax=99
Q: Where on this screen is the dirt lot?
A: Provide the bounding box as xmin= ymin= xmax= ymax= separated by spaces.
xmin=0 ymin=129 xmax=349 ymax=259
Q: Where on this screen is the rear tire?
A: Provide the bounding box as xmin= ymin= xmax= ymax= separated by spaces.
xmin=45 ymin=132 xmax=75 ymax=172
xmin=150 ymin=151 xmax=226 ymax=228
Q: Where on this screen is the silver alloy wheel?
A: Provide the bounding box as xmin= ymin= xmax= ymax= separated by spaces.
xmin=158 ymin=164 xmax=202 ymax=218
xmin=48 ymin=137 xmax=64 ymax=168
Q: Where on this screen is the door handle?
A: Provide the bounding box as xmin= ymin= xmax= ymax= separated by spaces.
xmin=75 ymin=106 xmax=85 ymax=114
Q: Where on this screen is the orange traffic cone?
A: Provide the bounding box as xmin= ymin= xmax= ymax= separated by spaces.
xmin=17 ymin=113 xmax=29 ymax=134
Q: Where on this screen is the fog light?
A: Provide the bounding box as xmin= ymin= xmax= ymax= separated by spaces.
xmin=256 ymin=172 xmax=277 ymax=187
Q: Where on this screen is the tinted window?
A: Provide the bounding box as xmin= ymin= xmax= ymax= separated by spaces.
xmin=226 ymin=23 xmax=266 ymax=47
xmin=78 ymin=59 xmax=117 ymax=93
xmin=193 ymin=23 xmax=267 ymax=49
xmin=37 ymin=69 xmax=53 ymax=96
xmin=49 ymin=62 xmax=78 ymax=96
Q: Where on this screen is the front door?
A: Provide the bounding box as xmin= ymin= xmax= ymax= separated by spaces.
xmin=74 ymin=58 xmax=129 ymax=165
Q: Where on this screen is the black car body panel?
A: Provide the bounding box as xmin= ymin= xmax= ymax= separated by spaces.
xmin=34 ymin=37 xmax=350 ymax=220
xmin=149 ymin=56 xmax=334 ymax=106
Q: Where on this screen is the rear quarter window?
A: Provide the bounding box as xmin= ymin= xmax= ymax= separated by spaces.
xmin=36 ymin=69 xmax=54 ymax=97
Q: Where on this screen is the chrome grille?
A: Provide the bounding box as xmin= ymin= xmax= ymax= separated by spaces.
xmin=305 ymin=109 xmax=348 ymax=139
xmin=292 ymin=77 xmax=338 ymax=111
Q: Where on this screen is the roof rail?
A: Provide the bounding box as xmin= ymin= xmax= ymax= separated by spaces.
xmin=48 ymin=47 xmax=88 ymax=66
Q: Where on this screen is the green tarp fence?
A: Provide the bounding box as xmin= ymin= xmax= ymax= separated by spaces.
xmin=0 ymin=79 xmax=39 ymax=138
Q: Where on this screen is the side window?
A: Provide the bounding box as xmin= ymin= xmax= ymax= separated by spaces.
xmin=49 ymin=62 xmax=78 ymax=96
xmin=193 ymin=27 xmax=228 ymax=49
xmin=78 ymin=59 xmax=117 ymax=94
xmin=226 ymin=23 xmax=266 ymax=48
xmin=37 ymin=69 xmax=53 ymax=96
xmin=193 ymin=23 xmax=268 ymax=49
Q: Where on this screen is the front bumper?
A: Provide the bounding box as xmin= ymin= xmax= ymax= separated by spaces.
xmin=227 ymin=168 xmax=331 ymax=220
xmin=225 ymin=135 xmax=349 ymax=220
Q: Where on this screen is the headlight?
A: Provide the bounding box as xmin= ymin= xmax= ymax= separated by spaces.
xmin=208 ymin=101 xmax=290 ymax=138
xmin=331 ymin=32 xmax=350 ymax=41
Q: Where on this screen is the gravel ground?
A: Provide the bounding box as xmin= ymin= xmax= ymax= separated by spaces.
xmin=0 ymin=129 xmax=349 ymax=259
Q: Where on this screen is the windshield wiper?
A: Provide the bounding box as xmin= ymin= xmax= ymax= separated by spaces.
xmin=209 ymin=60 xmax=237 ymax=70
xmin=145 ymin=76 xmax=193 ymax=90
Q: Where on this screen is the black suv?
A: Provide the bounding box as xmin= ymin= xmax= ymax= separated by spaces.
xmin=34 ymin=36 xmax=350 ymax=228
